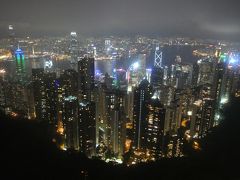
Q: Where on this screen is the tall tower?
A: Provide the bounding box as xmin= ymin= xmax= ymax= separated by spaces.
xmin=69 ymin=32 xmax=78 ymax=70
xmin=78 ymin=100 xmax=96 ymax=157
xmin=62 ymin=96 xmax=79 ymax=150
xmin=152 ymin=44 xmax=164 ymax=88
xmin=15 ymin=48 xmax=26 ymax=84
xmin=32 ymin=68 xmax=46 ymax=121
xmin=146 ymin=98 xmax=165 ymax=159
xmin=154 ymin=44 xmax=163 ymax=68
xmin=8 ymin=25 xmax=16 ymax=53
xmin=78 ymin=57 xmax=95 ymax=101
xmin=133 ymin=79 xmax=153 ymax=149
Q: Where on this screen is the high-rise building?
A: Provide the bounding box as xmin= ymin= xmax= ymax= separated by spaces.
xmin=78 ymin=57 xmax=95 ymax=101
xmin=62 ymin=96 xmax=79 ymax=150
xmin=32 ymin=69 xmax=58 ymax=124
xmin=133 ymin=79 xmax=153 ymax=150
xmin=44 ymin=72 xmax=58 ymax=126
xmin=61 ymin=69 xmax=78 ymax=98
xmin=79 ymin=100 xmax=96 ymax=157
xmin=146 ymin=98 xmax=165 ymax=159
xmin=69 ymin=32 xmax=79 ymax=70
xmin=154 ymin=44 xmax=163 ymax=68
xmin=8 ymin=25 xmax=16 ymax=53
xmin=32 ymin=68 xmax=46 ymax=121
xmin=15 ymin=48 xmax=27 ymax=84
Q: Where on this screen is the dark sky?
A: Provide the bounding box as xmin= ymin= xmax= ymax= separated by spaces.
xmin=0 ymin=0 xmax=240 ymax=39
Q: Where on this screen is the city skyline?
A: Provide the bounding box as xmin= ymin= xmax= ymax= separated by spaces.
xmin=0 ymin=1 xmax=240 ymax=179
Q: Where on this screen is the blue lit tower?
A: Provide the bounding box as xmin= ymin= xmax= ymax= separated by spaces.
xmin=15 ymin=48 xmax=26 ymax=84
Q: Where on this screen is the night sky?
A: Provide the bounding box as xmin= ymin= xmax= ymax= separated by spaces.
xmin=0 ymin=0 xmax=240 ymax=39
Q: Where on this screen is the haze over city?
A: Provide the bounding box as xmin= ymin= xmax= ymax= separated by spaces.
xmin=0 ymin=0 xmax=240 ymax=40
xmin=0 ymin=0 xmax=240 ymax=179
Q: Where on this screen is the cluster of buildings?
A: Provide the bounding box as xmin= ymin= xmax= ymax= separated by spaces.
xmin=0 ymin=26 xmax=240 ymax=165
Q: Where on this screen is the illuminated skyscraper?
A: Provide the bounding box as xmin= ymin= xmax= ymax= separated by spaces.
xmin=62 ymin=96 xmax=79 ymax=150
xmin=133 ymin=79 xmax=153 ymax=149
xmin=32 ymin=69 xmax=58 ymax=124
xmin=61 ymin=69 xmax=78 ymax=98
xmin=78 ymin=57 xmax=95 ymax=101
xmin=69 ymin=32 xmax=78 ymax=70
xmin=79 ymin=100 xmax=96 ymax=157
xmin=8 ymin=25 xmax=16 ymax=53
xmin=154 ymin=44 xmax=163 ymax=68
xmin=212 ymin=51 xmax=227 ymax=124
xmin=146 ymin=98 xmax=165 ymax=159
xmin=32 ymin=68 xmax=46 ymax=121
xmin=15 ymin=48 xmax=26 ymax=84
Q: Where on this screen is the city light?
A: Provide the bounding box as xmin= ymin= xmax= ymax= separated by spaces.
xmin=132 ymin=62 xmax=139 ymax=70
xmin=220 ymin=96 xmax=228 ymax=104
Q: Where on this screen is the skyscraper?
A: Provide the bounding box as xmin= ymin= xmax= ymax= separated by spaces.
xmin=62 ymin=96 xmax=79 ymax=150
xmin=69 ymin=32 xmax=78 ymax=71
xmin=32 ymin=68 xmax=46 ymax=121
xmin=78 ymin=57 xmax=95 ymax=101
xmin=146 ymin=98 xmax=165 ymax=159
xmin=133 ymin=79 xmax=153 ymax=150
xmin=61 ymin=69 xmax=78 ymax=98
xmin=15 ymin=48 xmax=26 ymax=84
xmin=32 ymin=69 xmax=58 ymax=124
xmin=79 ymin=100 xmax=96 ymax=157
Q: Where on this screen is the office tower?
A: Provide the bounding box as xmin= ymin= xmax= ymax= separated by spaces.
xmin=133 ymin=79 xmax=153 ymax=150
xmin=146 ymin=98 xmax=165 ymax=159
xmin=15 ymin=48 xmax=26 ymax=84
xmin=69 ymin=32 xmax=78 ymax=70
xmin=78 ymin=57 xmax=95 ymax=101
xmin=8 ymin=25 xmax=16 ymax=53
xmin=62 ymin=96 xmax=79 ymax=150
xmin=154 ymin=44 xmax=163 ymax=68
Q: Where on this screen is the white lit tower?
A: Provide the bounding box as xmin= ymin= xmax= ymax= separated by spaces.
xmin=154 ymin=44 xmax=163 ymax=68
xmin=151 ymin=44 xmax=164 ymax=88
xmin=69 ymin=32 xmax=78 ymax=71
xmin=8 ymin=25 xmax=16 ymax=54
